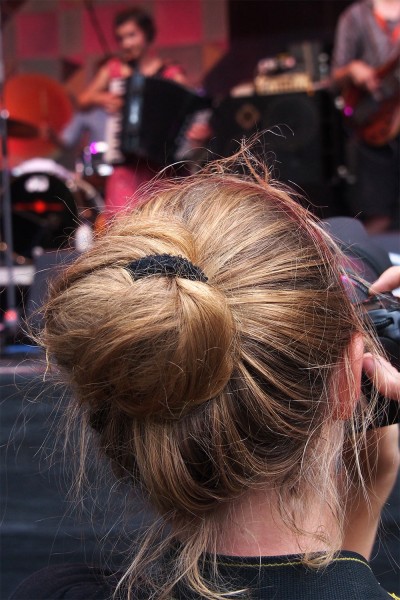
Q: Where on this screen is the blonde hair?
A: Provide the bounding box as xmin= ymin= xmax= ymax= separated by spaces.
xmin=40 ymin=154 xmax=375 ymax=599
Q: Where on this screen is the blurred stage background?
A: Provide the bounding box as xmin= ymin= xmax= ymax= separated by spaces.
xmin=1 ymin=1 xmax=399 ymax=597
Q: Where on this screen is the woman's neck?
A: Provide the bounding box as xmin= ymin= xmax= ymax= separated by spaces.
xmin=214 ymin=488 xmax=337 ymax=557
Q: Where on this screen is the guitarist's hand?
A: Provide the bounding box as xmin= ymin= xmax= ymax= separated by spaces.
xmin=349 ymin=60 xmax=380 ymax=93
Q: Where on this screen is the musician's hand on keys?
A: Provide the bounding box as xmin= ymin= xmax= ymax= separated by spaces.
xmin=186 ymin=122 xmax=213 ymax=143
xmin=101 ymin=92 xmax=123 ymax=113
xmin=349 ymin=60 xmax=380 ymax=92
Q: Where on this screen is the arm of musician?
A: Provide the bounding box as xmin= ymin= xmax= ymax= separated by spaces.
xmin=170 ymin=70 xmax=188 ymax=86
xmin=186 ymin=121 xmax=213 ymax=143
xmin=332 ymin=60 xmax=380 ymax=93
xmin=39 ymin=122 xmax=65 ymax=148
xmin=78 ymin=66 xmax=122 ymax=113
xmin=39 ymin=121 xmax=79 ymax=151
xmin=162 ymin=63 xmax=189 ymax=87
xmin=185 ymin=107 xmax=214 ymax=147
xmin=331 ymin=8 xmax=379 ymax=94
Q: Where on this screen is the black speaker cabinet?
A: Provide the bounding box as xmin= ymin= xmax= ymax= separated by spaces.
xmin=210 ymin=90 xmax=342 ymax=213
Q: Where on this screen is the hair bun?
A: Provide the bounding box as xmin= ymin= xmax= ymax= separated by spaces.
xmin=43 ymin=237 xmax=236 ymax=422
xmin=108 ymin=275 xmax=235 ymax=420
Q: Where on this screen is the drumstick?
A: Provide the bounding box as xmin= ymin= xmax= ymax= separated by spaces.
xmin=40 ymin=88 xmax=49 ymax=127
xmin=39 ymin=87 xmax=54 ymax=142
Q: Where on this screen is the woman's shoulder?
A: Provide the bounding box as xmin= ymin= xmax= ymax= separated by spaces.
xmin=159 ymin=61 xmax=186 ymax=82
xmin=9 ymin=563 xmax=118 ymax=600
xmin=105 ymin=56 xmax=130 ymax=79
xmin=339 ymin=0 xmax=371 ymax=26
xmin=205 ymin=551 xmax=397 ymax=600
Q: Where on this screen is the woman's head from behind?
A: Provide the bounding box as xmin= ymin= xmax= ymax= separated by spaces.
xmin=41 ymin=154 xmax=369 ymax=598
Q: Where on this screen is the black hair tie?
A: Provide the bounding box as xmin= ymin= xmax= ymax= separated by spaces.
xmin=126 ymin=254 xmax=208 ymax=283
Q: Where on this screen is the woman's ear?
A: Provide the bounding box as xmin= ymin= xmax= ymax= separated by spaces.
xmin=333 ymin=333 xmax=364 ymax=421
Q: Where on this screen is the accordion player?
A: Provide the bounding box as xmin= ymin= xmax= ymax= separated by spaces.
xmin=105 ymin=73 xmax=211 ymax=168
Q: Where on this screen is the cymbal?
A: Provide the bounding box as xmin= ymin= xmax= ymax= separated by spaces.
xmin=5 ymin=73 xmax=73 ymax=164
xmin=7 ymin=118 xmax=38 ymax=138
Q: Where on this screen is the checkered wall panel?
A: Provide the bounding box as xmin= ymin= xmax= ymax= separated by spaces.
xmin=5 ymin=0 xmax=228 ymax=92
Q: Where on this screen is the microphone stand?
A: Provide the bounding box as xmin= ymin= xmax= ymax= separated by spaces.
xmin=83 ymin=0 xmax=111 ymax=56
xmin=0 ymin=7 xmax=20 ymax=345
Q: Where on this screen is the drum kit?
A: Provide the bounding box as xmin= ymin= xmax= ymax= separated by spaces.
xmin=2 ymin=119 xmax=106 ymax=264
xmin=2 ymin=70 xmax=207 ymax=341
xmin=1 ymin=74 xmax=107 ymax=341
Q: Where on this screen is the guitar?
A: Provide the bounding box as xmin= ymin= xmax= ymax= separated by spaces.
xmin=342 ymin=52 xmax=400 ymax=146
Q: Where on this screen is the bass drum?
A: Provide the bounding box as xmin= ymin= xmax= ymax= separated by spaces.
xmin=11 ymin=159 xmax=104 ymax=259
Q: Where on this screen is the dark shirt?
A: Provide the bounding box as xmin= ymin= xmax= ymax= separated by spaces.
xmin=331 ymin=0 xmax=400 ymax=71
xmin=9 ymin=551 xmax=398 ymax=600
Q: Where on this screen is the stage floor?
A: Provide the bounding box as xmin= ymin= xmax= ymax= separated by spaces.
xmin=0 ymin=355 xmax=153 ymax=599
xmin=1 ymin=355 xmax=399 ymax=598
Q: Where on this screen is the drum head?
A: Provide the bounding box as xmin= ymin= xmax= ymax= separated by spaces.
xmin=11 ymin=172 xmax=78 ymax=258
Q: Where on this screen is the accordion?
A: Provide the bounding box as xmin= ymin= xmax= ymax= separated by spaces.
xmin=116 ymin=73 xmax=211 ymax=167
